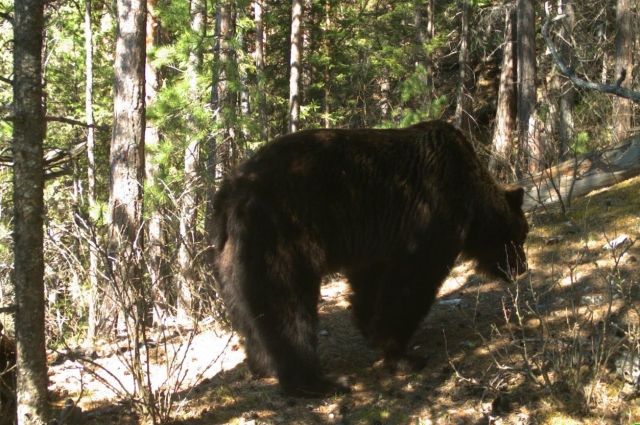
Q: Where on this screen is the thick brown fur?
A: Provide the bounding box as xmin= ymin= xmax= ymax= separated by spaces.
xmin=0 ymin=324 xmax=15 ymax=422
xmin=211 ymin=120 xmax=528 ymax=397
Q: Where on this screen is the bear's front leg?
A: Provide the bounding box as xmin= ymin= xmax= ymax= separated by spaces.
xmin=350 ymin=255 xmax=450 ymax=372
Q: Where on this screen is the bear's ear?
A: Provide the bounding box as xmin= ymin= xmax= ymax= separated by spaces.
xmin=504 ymin=185 xmax=525 ymax=210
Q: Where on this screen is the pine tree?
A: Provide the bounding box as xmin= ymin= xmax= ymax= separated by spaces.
xmin=12 ymin=0 xmax=49 ymax=421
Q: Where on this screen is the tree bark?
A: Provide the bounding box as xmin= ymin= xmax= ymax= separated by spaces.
xmin=517 ymin=0 xmax=538 ymax=172
xmin=254 ymin=0 xmax=268 ymax=140
xmin=413 ymin=0 xmax=433 ymax=96
xmin=323 ymin=0 xmax=331 ymax=128
xmin=109 ymin=0 xmax=146 ymax=329
xmin=205 ymin=2 xmax=235 ymax=267
xmin=490 ymin=5 xmax=517 ymax=179
xmin=288 ymin=0 xmax=302 ymax=133
xmin=426 ymin=0 xmax=434 ymax=38
xmin=214 ymin=1 xmax=235 ymax=173
xmin=239 ymin=27 xmax=251 ymax=137
xmin=379 ymin=76 xmax=391 ymax=119
xmin=613 ymin=0 xmax=634 ymax=142
xmin=12 ymin=0 xmax=49 ymax=421
xmin=553 ymin=0 xmax=575 ymax=158
xmin=454 ymin=0 xmax=472 ymax=135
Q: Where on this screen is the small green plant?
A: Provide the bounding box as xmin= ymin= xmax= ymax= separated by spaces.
xmin=571 ymin=131 xmax=590 ymax=156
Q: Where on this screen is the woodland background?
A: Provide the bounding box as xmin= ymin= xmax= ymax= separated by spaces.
xmin=0 ymin=0 xmax=639 ymax=423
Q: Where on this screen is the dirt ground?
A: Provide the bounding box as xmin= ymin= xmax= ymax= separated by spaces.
xmin=51 ymin=177 xmax=640 ymax=425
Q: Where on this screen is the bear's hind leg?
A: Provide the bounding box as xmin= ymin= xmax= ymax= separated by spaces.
xmin=240 ymin=259 xmax=347 ymax=397
xmin=244 ymin=341 xmax=272 ymax=377
xmin=217 ymin=292 xmax=274 ymax=377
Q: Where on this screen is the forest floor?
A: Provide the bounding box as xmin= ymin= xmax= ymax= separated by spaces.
xmin=50 ymin=176 xmax=640 ymax=425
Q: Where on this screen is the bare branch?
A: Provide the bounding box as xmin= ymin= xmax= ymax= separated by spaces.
xmin=541 ymin=4 xmax=640 ymax=104
xmin=1 ymin=140 xmax=88 ymax=181
xmin=0 ymin=305 xmax=16 ymax=314
xmin=0 ymin=76 xmax=12 ymax=85
xmin=46 ymin=115 xmax=110 ymax=130
xmin=3 ymin=114 xmax=110 ymax=131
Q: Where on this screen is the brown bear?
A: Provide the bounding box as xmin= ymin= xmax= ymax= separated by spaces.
xmin=211 ymin=120 xmax=528 ymax=397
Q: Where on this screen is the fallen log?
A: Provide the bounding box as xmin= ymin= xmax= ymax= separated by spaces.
xmin=520 ymin=135 xmax=640 ymax=211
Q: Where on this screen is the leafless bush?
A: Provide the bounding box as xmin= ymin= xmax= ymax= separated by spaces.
xmin=501 ymin=232 xmax=637 ymax=413
xmin=443 ymin=211 xmax=638 ymax=422
xmin=40 ymin=181 xmax=230 ymax=423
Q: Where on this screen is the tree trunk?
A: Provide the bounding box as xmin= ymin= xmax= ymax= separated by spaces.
xmin=214 ymin=1 xmax=235 ymax=172
xmin=613 ymin=0 xmax=634 ymax=142
xmin=288 ymin=0 xmax=302 ymax=133
xmin=427 ymin=0 xmax=434 ymax=38
xmin=599 ymin=11 xmax=609 ymax=85
xmin=517 ymin=0 xmax=538 ymax=173
xmin=254 ymin=0 xmax=268 ymax=140
xmin=145 ymin=0 xmax=166 ymax=321
xmin=490 ymin=5 xmax=517 ymax=179
xmin=205 ymin=2 xmax=235 ymax=268
xmin=176 ymin=141 xmax=199 ymax=318
xmin=554 ymin=0 xmax=575 ymax=158
xmin=379 ymin=76 xmax=391 ymax=120
xmin=12 ymin=0 xmax=49 ymax=421
xmin=177 ymin=0 xmax=205 ymax=319
xmin=454 ymin=0 xmax=472 ymax=135
xmin=109 ymin=0 xmax=146 ymax=329
xmin=413 ymin=0 xmax=433 ymax=96
xmin=239 ymin=30 xmax=251 ymax=141
xmin=84 ymin=0 xmax=99 ymax=346
xmin=323 ymin=0 xmax=331 ymax=128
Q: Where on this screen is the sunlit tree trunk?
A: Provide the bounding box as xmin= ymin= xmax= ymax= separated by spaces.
xmin=517 ymin=0 xmax=538 ymax=173
xmin=108 ymin=0 xmax=146 ymax=329
xmin=288 ymin=0 xmax=302 ymax=133
xmin=323 ymin=0 xmax=331 ymax=128
xmin=613 ymin=0 xmax=634 ymax=142
xmin=599 ymin=11 xmax=609 ymax=85
xmin=552 ymin=0 xmax=575 ymax=158
xmin=427 ymin=0 xmax=434 ymax=38
xmin=491 ymin=5 xmax=517 ymax=179
xmin=254 ymin=0 xmax=268 ymax=140
xmin=12 ymin=0 xmax=49 ymax=421
xmin=205 ymin=2 xmax=235 ymax=266
xmin=413 ymin=0 xmax=433 ymax=96
xmin=213 ymin=1 xmax=235 ymax=172
xmin=379 ymin=76 xmax=391 ymax=120
xmin=239 ymin=29 xmax=251 ymax=140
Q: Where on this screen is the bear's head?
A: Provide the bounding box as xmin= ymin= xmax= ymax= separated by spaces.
xmin=469 ymin=185 xmax=529 ymax=281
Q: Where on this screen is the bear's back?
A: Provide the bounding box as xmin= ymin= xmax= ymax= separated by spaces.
xmin=212 ymin=121 xmax=494 ymax=265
